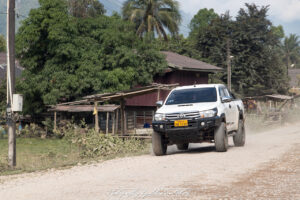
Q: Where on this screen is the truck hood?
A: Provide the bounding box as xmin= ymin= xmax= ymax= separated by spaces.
xmin=157 ymin=102 xmax=217 ymax=114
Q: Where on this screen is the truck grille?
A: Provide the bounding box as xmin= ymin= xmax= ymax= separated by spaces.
xmin=165 ymin=111 xmax=200 ymax=120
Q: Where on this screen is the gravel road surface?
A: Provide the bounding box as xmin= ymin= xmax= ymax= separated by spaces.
xmin=0 ymin=123 xmax=299 ymax=200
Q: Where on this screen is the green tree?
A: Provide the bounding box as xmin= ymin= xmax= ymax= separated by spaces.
xmin=122 ymin=0 xmax=181 ymax=40
xmin=155 ymin=35 xmax=202 ymax=60
xmin=271 ymin=25 xmax=284 ymax=40
xmin=191 ymin=4 xmax=288 ymax=96
xmin=232 ymin=4 xmax=288 ymax=95
xmin=282 ymin=34 xmax=300 ymax=69
xmin=0 ymin=80 xmax=5 ymax=118
xmin=193 ymin=12 xmax=233 ymax=67
xmin=16 ymin=0 xmax=167 ymax=115
xmin=0 ymin=34 xmax=6 ymax=52
xmin=189 ymin=8 xmax=218 ymax=39
xmin=68 ymin=0 xmax=106 ymax=17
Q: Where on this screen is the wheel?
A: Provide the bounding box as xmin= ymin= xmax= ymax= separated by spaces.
xmin=214 ymin=122 xmax=228 ymax=152
xmin=233 ymin=119 xmax=246 ymax=146
xmin=176 ymin=143 xmax=189 ymax=150
xmin=152 ymin=131 xmax=167 ymax=156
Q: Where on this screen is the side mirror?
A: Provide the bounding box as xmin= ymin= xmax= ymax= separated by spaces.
xmin=221 ymin=97 xmax=232 ymax=103
xmin=156 ymin=100 xmax=163 ymax=107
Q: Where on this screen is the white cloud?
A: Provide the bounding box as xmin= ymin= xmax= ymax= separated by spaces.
xmin=178 ymin=0 xmax=300 ymax=22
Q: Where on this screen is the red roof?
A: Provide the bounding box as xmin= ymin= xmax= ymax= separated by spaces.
xmin=161 ymin=51 xmax=222 ymax=72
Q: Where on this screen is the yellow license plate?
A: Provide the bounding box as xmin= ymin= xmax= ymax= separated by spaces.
xmin=174 ymin=120 xmax=188 ymax=127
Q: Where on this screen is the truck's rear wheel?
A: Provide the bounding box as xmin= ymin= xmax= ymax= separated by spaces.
xmin=152 ymin=131 xmax=167 ymax=156
xmin=233 ymin=119 xmax=245 ymax=146
xmin=177 ymin=143 xmax=189 ymax=150
xmin=214 ymin=122 xmax=228 ymax=152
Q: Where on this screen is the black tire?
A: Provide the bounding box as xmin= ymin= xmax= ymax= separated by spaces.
xmin=214 ymin=122 xmax=228 ymax=152
xmin=233 ymin=119 xmax=246 ymax=147
xmin=152 ymin=131 xmax=167 ymax=156
xmin=177 ymin=143 xmax=189 ymax=150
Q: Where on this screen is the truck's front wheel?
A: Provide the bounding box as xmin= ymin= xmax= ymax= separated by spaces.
xmin=214 ymin=122 xmax=228 ymax=152
xmin=233 ymin=119 xmax=245 ymax=146
xmin=152 ymin=131 xmax=167 ymax=156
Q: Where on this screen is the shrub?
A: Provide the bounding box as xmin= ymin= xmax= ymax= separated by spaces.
xmin=19 ymin=123 xmax=45 ymax=138
xmin=70 ymin=129 xmax=146 ymax=158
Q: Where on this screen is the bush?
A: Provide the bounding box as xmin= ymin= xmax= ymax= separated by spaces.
xmin=19 ymin=123 xmax=45 ymax=138
xmin=72 ymin=130 xmax=146 ymax=158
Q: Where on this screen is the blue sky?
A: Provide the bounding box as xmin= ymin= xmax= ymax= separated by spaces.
xmin=100 ymin=0 xmax=300 ymax=37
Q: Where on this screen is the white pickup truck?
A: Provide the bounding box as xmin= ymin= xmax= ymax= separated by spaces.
xmin=152 ymin=84 xmax=246 ymax=156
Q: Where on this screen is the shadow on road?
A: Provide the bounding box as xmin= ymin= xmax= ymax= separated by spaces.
xmin=167 ymin=144 xmax=235 ymax=155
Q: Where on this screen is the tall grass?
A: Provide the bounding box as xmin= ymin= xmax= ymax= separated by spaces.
xmin=0 ymin=130 xmax=149 ymax=175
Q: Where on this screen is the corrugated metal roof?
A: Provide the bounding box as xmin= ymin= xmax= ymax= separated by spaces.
xmin=83 ymin=83 xmax=178 ymax=101
xmin=161 ymin=51 xmax=222 ymax=72
xmin=49 ymin=105 xmax=120 ymax=112
xmin=265 ymin=94 xmax=293 ymax=100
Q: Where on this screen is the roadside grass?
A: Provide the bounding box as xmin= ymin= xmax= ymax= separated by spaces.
xmin=0 ymin=136 xmax=150 ymax=176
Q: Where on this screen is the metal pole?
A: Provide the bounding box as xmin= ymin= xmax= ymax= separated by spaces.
xmin=7 ymin=0 xmax=16 ymax=168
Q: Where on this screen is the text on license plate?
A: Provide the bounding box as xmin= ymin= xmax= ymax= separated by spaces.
xmin=174 ymin=120 xmax=188 ymax=127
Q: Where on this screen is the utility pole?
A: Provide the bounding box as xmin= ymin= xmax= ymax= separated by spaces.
xmin=7 ymin=0 xmax=16 ymax=167
xmin=226 ymin=39 xmax=231 ymax=91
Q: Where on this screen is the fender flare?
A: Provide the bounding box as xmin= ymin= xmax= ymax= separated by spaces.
xmin=220 ymin=113 xmax=226 ymax=123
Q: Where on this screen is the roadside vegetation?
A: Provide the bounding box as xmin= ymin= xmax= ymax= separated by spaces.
xmin=0 ymin=122 xmax=149 ymax=175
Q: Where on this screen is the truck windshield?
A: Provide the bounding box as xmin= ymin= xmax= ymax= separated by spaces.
xmin=165 ymin=87 xmax=217 ymax=105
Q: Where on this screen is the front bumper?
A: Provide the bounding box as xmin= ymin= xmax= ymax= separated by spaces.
xmin=152 ymin=116 xmax=222 ymax=143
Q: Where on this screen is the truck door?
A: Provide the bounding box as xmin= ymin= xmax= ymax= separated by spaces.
xmin=224 ymin=88 xmax=239 ymax=131
xmin=219 ymin=87 xmax=234 ymax=131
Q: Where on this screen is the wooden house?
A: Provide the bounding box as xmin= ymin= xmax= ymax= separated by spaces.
xmin=125 ymin=51 xmax=222 ymax=128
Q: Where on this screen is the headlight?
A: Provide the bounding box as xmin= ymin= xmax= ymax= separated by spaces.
xmin=199 ymin=108 xmax=217 ymax=118
xmin=154 ymin=113 xmax=165 ymax=121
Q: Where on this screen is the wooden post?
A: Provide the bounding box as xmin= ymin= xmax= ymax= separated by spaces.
xmin=116 ymin=109 xmax=119 ymax=134
xmin=106 ymin=112 xmax=109 ymax=134
xmin=120 ymin=99 xmax=125 ymax=135
xmin=94 ymin=101 xmax=99 ymax=133
xmin=124 ymin=109 xmax=127 ymax=135
xmin=157 ymin=89 xmax=161 ymax=101
xmin=133 ymin=111 xmax=136 ymax=129
xmin=112 ymin=112 xmax=115 ymax=135
xmin=54 ymin=111 xmax=57 ymax=131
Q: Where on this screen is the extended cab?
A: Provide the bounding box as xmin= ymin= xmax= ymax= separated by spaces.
xmin=152 ymin=84 xmax=245 ymax=156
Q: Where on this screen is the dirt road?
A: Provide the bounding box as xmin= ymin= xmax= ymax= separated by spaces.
xmin=0 ymin=123 xmax=299 ymax=200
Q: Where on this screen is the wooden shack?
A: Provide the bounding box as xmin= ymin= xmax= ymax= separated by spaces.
xmin=50 ymin=84 xmax=177 ymax=136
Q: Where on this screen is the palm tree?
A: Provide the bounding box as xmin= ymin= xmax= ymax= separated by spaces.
xmin=122 ymin=0 xmax=181 ymax=41
xmin=282 ymin=34 xmax=300 ymax=70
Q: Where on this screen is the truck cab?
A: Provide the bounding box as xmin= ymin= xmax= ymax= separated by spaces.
xmin=152 ymin=84 xmax=245 ymax=156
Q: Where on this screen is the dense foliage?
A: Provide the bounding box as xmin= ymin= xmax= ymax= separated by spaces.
xmin=189 ymin=4 xmax=289 ymax=96
xmin=282 ymin=34 xmax=300 ymax=69
xmin=68 ymin=0 xmax=106 ymax=17
xmin=189 ymin=8 xmax=218 ymax=40
xmin=122 ymin=0 xmax=181 ymax=40
xmin=0 ymin=34 xmax=5 ymax=52
xmin=16 ymin=0 xmax=167 ymax=115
